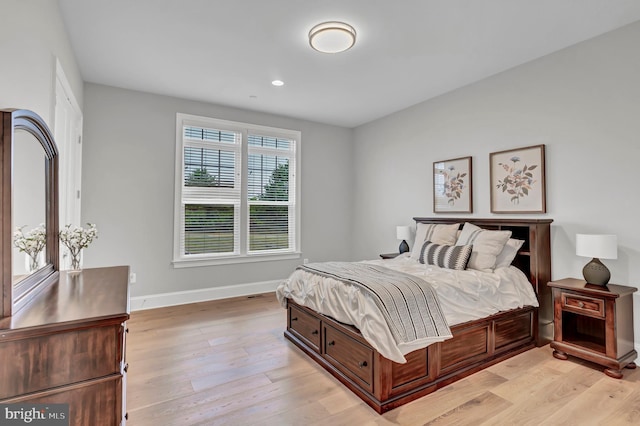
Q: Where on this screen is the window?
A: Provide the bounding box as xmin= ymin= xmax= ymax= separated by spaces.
xmin=174 ymin=114 xmax=300 ymax=266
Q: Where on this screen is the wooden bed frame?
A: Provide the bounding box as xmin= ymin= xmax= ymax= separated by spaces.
xmin=283 ymin=217 xmax=553 ymax=413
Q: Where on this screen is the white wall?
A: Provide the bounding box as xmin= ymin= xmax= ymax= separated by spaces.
xmin=81 ymin=84 xmax=353 ymax=305
xmin=353 ymin=22 xmax=640 ymax=349
xmin=0 ymin=0 xmax=82 ymax=273
xmin=0 ymin=0 xmax=83 ymax=123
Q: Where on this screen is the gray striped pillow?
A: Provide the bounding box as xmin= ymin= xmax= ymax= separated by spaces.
xmin=419 ymin=241 xmax=472 ymax=270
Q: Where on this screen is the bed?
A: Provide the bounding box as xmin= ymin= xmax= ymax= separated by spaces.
xmin=277 ymin=217 xmax=552 ymax=413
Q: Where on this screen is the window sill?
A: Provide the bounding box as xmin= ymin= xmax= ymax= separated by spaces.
xmin=172 ymin=252 xmax=301 ymax=268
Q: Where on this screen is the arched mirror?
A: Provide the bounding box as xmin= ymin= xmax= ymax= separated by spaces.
xmin=1 ymin=109 xmax=59 ymax=318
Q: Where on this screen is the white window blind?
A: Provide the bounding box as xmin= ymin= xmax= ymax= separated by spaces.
xmin=247 ymin=134 xmax=296 ymax=254
xmin=174 ymin=114 xmax=300 ymax=266
xmin=180 ymin=125 xmax=241 ymax=256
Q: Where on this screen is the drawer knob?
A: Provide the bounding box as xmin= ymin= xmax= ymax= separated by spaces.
xmin=359 ymin=361 xmax=368 ymax=368
xmin=291 ymin=317 xmax=298 ymax=321
xmin=312 ymin=330 xmax=318 ymax=335
xmin=328 ymin=340 xmax=335 ymax=346
xmin=578 ymin=301 xmax=585 ymax=308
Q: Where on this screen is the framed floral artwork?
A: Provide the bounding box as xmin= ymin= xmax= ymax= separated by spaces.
xmin=433 ymin=156 xmax=472 ymax=213
xmin=490 ymin=144 xmax=546 ymax=213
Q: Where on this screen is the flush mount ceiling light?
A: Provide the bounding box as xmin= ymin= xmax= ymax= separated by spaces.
xmin=309 ymin=21 xmax=356 ymax=53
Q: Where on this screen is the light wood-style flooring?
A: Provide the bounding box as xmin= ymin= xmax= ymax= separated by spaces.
xmin=126 ymin=293 xmax=640 ymax=425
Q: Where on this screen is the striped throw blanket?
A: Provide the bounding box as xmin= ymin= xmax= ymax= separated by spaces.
xmin=297 ymin=262 xmax=451 ymax=345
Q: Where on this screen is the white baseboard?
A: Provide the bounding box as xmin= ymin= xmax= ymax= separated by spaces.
xmin=130 ymin=279 xmax=282 ymax=311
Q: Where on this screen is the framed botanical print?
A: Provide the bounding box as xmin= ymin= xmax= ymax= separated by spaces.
xmin=433 ymin=156 xmax=472 ymax=213
xmin=490 ymin=144 xmax=546 ymax=213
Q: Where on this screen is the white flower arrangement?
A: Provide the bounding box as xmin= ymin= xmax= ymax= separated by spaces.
xmin=59 ymin=223 xmax=98 ymax=270
xmin=13 ymin=224 xmax=47 ymax=272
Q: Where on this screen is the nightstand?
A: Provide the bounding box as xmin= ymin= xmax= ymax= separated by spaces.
xmin=379 ymin=253 xmax=400 ymax=259
xmin=549 ymin=278 xmax=637 ymax=378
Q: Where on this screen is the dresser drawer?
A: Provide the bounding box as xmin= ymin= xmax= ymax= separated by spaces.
xmin=561 ymin=292 xmax=605 ymax=318
xmin=0 ymin=325 xmax=120 ymax=399
xmin=288 ymin=305 xmax=321 ymax=351
xmin=3 ymin=375 xmax=123 ymax=426
xmin=323 ymin=324 xmax=374 ymax=392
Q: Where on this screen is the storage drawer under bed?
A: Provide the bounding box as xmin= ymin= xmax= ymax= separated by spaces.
xmin=288 ymin=304 xmax=321 ymax=351
xmin=323 ymin=323 xmax=374 ymax=393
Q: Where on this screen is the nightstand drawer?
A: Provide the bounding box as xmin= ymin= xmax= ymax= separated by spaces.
xmin=561 ymin=292 xmax=604 ymax=318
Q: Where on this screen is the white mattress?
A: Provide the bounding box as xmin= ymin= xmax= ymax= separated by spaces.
xmin=276 ymin=254 xmax=539 ymax=363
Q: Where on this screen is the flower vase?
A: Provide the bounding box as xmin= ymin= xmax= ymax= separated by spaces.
xmin=69 ymin=250 xmax=82 ymax=273
xmin=25 ymin=251 xmax=44 ymax=273
xmin=28 ymin=254 xmax=40 ymax=273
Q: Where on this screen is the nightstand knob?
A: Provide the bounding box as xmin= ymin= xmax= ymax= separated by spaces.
xmin=578 ymin=301 xmax=584 ymax=308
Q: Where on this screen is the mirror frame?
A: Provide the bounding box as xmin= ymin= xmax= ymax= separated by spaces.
xmin=1 ymin=109 xmax=59 ymax=318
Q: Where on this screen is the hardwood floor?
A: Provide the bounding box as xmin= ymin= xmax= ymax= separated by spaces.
xmin=126 ymin=293 xmax=640 ymax=425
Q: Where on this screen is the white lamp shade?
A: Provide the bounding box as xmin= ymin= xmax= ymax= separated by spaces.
xmin=309 ymin=21 xmax=356 ymax=53
xmin=396 ymin=226 xmax=412 ymax=241
xmin=576 ymin=234 xmax=617 ymax=260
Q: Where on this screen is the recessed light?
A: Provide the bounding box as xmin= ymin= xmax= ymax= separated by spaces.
xmin=271 ymin=80 xmax=284 ymax=87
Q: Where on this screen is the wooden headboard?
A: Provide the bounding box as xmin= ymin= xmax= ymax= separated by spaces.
xmin=413 ymin=217 xmax=553 ymax=345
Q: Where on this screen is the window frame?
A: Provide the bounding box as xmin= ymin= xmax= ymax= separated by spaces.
xmin=173 ymin=113 xmax=301 ymax=267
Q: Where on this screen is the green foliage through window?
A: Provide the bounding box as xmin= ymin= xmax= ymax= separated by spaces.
xmin=260 ymin=162 xmax=288 ymax=201
xmin=249 ymin=205 xmax=289 ymax=251
xmin=184 ymin=204 xmax=234 ymax=254
xmin=185 ymin=167 xmax=217 ymax=187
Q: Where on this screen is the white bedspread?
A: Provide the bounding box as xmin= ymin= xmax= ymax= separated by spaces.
xmin=276 ymin=254 xmax=539 ymax=363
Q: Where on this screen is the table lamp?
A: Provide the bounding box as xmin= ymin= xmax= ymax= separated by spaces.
xmin=397 ymin=226 xmax=411 ymax=254
xmin=575 ymin=234 xmax=617 ymax=286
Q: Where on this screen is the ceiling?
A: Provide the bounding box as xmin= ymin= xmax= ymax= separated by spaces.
xmin=58 ymin=0 xmax=640 ymax=128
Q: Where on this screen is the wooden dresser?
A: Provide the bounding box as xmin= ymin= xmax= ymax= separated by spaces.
xmin=0 ymin=266 xmax=130 ymax=425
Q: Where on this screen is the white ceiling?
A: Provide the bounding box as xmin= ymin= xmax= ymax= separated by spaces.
xmin=58 ymin=0 xmax=640 ymax=128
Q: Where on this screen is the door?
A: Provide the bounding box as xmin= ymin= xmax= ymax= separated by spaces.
xmin=54 ymin=60 xmax=83 ymax=270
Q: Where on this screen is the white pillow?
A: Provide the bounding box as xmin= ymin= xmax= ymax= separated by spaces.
xmin=455 ymin=222 xmax=512 ymax=271
xmin=410 ymin=223 xmax=460 ymax=261
xmin=495 ymin=238 xmax=525 ymax=269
